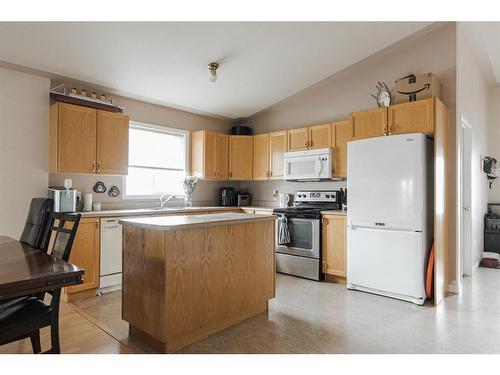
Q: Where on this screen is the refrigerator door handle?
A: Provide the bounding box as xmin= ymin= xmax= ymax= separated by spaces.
xmin=350 ymin=225 xmax=421 ymax=233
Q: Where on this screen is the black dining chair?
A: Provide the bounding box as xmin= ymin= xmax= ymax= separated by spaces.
xmin=0 ymin=212 xmax=81 ymax=354
xmin=19 ymin=198 xmax=54 ymax=249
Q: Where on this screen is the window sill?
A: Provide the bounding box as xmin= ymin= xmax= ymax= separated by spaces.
xmin=122 ymin=194 xmax=185 ymax=201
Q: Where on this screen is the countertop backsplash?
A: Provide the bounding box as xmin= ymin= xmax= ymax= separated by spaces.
xmin=48 ymin=174 xmax=241 ymax=211
xmin=49 ymin=174 xmax=347 ymax=211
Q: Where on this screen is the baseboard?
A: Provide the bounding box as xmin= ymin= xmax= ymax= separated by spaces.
xmin=448 ymin=279 xmax=463 ymax=294
xmin=472 ymin=259 xmax=480 ymax=272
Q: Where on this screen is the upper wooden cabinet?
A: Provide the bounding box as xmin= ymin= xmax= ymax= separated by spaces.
xmin=351 ymin=98 xmax=441 ymax=141
xmin=50 ymin=102 xmax=129 ymax=175
xmin=308 ymin=123 xmax=332 ymax=149
xmin=322 ymin=214 xmax=347 ymax=279
xmin=229 ymin=136 xmax=253 ymax=180
xmin=269 ymin=130 xmax=287 ymax=179
xmin=253 ymin=133 xmax=270 ymax=180
xmin=287 ymin=127 xmax=309 ymax=151
xmin=388 ymin=98 xmax=434 ymax=135
xmin=253 ymin=130 xmax=287 ymax=180
xmin=287 ymin=123 xmax=332 ymax=151
xmin=331 ymin=120 xmax=353 ymax=178
xmin=191 ymin=130 xmax=228 ymax=180
xmin=351 ymin=107 xmax=387 ymax=140
xmin=97 ymin=110 xmax=129 ymax=175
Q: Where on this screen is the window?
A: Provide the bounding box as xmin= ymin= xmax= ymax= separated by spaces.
xmin=124 ymin=122 xmax=188 ymax=198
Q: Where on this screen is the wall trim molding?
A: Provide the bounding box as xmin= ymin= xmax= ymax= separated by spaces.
xmin=448 ymin=279 xmax=463 ymax=294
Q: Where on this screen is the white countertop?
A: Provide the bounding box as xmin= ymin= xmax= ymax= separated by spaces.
xmin=119 ymin=212 xmax=276 ymax=231
xmin=77 ymin=206 xmax=241 ymax=218
xmin=321 ymin=210 xmax=347 ymax=215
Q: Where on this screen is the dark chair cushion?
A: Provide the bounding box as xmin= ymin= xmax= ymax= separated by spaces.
xmin=20 ymin=198 xmax=54 ymax=248
xmin=0 ymin=297 xmax=51 ymax=343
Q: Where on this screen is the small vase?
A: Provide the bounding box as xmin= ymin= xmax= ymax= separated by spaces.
xmin=184 ymin=193 xmax=193 ymax=207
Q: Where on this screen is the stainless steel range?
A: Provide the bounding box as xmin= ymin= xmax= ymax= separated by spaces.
xmin=273 ymin=190 xmax=342 ymax=280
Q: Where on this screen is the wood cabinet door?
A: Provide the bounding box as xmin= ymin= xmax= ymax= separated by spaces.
xmin=217 ymin=134 xmax=229 ymax=180
xmin=388 ymin=98 xmax=434 ymax=135
xmin=351 ymin=107 xmax=387 ymax=140
xmin=204 ymin=131 xmax=218 ymax=180
xmin=96 ymin=110 xmax=129 ymax=175
xmin=229 ymin=136 xmax=253 ymax=180
xmin=269 ymin=130 xmax=287 ymax=179
xmin=332 ymin=120 xmax=353 ymax=178
xmin=66 ymin=218 xmax=100 ymax=293
xmin=253 ymin=133 xmax=270 ymax=180
xmin=308 ymin=123 xmax=332 ymax=149
xmin=322 ymin=215 xmax=347 ymax=277
xmin=287 ymin=127 xmax=309 ymax=151
xmin=58 ymin=103 xmax=97 ymax=173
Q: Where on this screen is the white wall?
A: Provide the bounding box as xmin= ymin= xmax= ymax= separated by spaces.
xmin=0 ymin=67 xmax=50 ymax=238
xmin=456 ymin=24 xmax=490 ymax=275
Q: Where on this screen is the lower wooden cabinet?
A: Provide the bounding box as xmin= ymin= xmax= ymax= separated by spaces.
xmin=322 ymin=214 xmax=347 ymax=279
xmin=64 ymin=217 xmax=100 ymax=298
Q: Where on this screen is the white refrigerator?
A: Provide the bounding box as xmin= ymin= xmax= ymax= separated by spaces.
xmin=347 ymin=133 xmax=433 ymax=305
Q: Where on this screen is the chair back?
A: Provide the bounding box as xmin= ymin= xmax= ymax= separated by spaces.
xmin=42 ymin=213 xmax=81 ymax=262
xmin=20 ymin=198 xmax=54 ymax=248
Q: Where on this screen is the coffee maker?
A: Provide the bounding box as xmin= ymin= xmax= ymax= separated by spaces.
xmin=219 ymin=187 xmax=237 ymax=206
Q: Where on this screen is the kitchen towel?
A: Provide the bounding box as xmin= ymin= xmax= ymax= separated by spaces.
xmin=277 ymin=214 xmax=291 ymax=245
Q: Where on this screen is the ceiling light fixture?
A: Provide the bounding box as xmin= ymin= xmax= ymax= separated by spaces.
xmin=208 ymin=62 xmax=219 ymax=83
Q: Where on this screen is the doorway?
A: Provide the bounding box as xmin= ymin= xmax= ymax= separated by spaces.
xmin=459 ymin=115 xmax=473 ymax=280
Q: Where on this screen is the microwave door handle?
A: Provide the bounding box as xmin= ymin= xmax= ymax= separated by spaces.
xmin=315 ymin=156 xmax=322 ymax=176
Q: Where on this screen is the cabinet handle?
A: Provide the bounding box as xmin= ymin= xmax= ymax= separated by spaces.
xmin=388 ymin=122 xmax=392 ymax=135
xmin=97 ymin=161 xmax=101 ymax=173
xmin=229 ymin=172 xmax=232 ymax=178
xmin=91 ymin=161 xmax=96 ymax=172
xmin=269 ymin=170 xmax=272 ymax=177
xmin=383 ymin=123 xmax=388 ymax=136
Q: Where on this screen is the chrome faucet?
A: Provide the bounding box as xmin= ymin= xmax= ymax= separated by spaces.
xmin=160 ymin=194 xmax=176 ymax=208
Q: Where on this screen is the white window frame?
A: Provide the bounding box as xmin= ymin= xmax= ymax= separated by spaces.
xmin=123 ymin=120 xmax=189 ymax=200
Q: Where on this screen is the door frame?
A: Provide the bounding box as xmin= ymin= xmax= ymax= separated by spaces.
xmin=457 ymin=114 xmax=473 ymax=290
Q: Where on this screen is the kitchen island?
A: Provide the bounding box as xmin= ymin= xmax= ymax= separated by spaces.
xmin=119 ymin=213 xmax=276 ymax=353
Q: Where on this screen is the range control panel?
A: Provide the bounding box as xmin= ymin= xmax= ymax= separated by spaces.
xmin=294 ymin=190 xmax=340 ymax=203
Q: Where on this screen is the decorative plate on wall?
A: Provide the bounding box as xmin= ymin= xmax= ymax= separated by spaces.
xmin=108 ymin=185 xmax=120 ymax=198
xmin=93 ymin=181 xmax=107 ymax=193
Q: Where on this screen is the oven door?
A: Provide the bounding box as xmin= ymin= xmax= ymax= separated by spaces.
xmin=276 ymin=217 xmax=320 ymax=259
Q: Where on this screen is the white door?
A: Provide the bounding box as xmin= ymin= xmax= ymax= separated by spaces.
xmin=347 ymin=134 xmax=426 ymax=230
xmin=347 ymin=226 xmax=426 ymax=299
xmin=460 ymin=116 xmax=473 ymax=277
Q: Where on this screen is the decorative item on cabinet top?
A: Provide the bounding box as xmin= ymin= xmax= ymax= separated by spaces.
xmin=50 ymin=82 xmax=123 ymax=113
xmin=371 ymin=81 xmax=393 ymax=108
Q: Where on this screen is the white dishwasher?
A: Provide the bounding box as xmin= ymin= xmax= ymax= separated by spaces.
xmin=99 ymin=218 xmax=123 ymax=293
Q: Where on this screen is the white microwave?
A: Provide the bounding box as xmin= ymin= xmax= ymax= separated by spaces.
xmin=284 ymin=148 xmax=333 ymax=181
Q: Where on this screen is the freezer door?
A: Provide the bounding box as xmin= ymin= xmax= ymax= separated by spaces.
xmin=347 ymin=134 xmax=427 ymax=230
xmin=347 ymin=226 xmax=427 ymax=300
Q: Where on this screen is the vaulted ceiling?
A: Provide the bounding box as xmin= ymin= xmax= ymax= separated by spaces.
xmin=0 ymin=22 xmax=431 ymax=118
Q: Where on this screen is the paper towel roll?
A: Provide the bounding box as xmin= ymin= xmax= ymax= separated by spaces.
xmin=83 ymin=193 xmax=93 ymax=212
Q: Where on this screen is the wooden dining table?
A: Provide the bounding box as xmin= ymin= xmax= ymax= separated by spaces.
xmin=0 ymin=235 xmax=84 ymax=301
